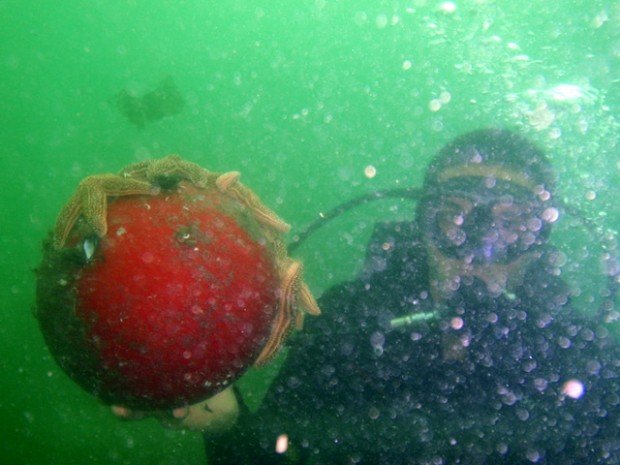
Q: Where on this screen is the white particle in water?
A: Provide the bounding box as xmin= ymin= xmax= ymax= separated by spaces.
xmin=429 ymin=99 xmax=442 ymax=112
xmin=549 ymin=127 xmax=562 ymax=139
xmin=593 ymin=10 xmax=609 ymax=28
xmin=275 ymin=434 xmax=289 ymax=454
xmin=83 ymin=239 xmax=96 ymax=260
xmin=516 ymin=408 xmax=530 ymax=421
xmin=439 ymin=1 xmax=457 ymax=13
xmin=371 ymin=331 xmax=385 ymax=348
xmin=547 ymin=84 xmax=587 ymax=102
xmin=375 ymin=14 xmax=388 ymax=28
xmin=562 ymin=379 xmax=585 ymax=399
xmin=557 ymin=336 xmax=571 ymax=349
xmin=534 ymin=378 xmax=548 ymax=392
xmin=450 ymin=317 xmax=464 ymax=330
xmin=526 ymin=449 xmax=540 ymax=462
xmin=527 ymin=217 xmax=543 ymax=232
xmin=541 ymin=207 xmax=559 ymax=223
xmin=549 ymin=251 xmax=567 ymax=268
xmin=496 ymin=443 xmax=508 ymax=454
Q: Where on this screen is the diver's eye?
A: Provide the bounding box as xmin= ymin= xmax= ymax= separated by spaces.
xmin=492 ymin=202 xmax=543 ymax=246
xmin=436 ymin=197 xmax=472 ymax=246
xmin=437 ymin=206 xmax=461 ymax=231
xmin=492 ymin=203 xmax=527 ymax=226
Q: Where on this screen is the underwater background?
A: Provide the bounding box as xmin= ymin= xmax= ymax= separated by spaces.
xmin=0 ymin=0 xmax=618 ymax=464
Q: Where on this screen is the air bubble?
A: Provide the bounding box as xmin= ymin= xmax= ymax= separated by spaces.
xmin=549 ymin=251 xmax=567 ymax=267
xmin=439 ymin=91 xmax=451 ymax=104
xmin=536 ymin=188 xmax=551 ymax=202
xmin=586 ymin=360 xmax=601 ymax=375
xmin=450 ymin=317 xmax=464 ymax=330
xmin=562 ymin=379 xmax=585 ymax=399
xmin=484 ymin=176 xmax=496 ymax=188
xmin=429 ymin=99 xmax=442 ymax=112
xmin=364 ymin=165 xmax=377 ymax=178
xmin=375 ymin=14 xmax=388 ymax=28
xmin=439 ymin=1 xmax=457 ymax=13
xmin=370 ymin=331 xmax=385 ymax=353
xmin=557 ymin=336 xmax=571 ymax=349
xmin=522 ymin=232 xmax=536 ymax=246
xmin=534 ymin=378 xmax=548 ymax=392
xmin=275 ymin=434 xmax=289 ymax=454
xmin=526 ymin=449 xmax=540 ymax=462
xmin=496 ymin=443 xmax=508 ymax=454
xmin=516 ymin=408 xmax=530 ymax=421
xmin=83 ymin=239 xmax=96 ymax=260
xmin=527 ymin=217 xmax=543 ymax=232
xmin=541 ymin=207 xmax=559 ymax=223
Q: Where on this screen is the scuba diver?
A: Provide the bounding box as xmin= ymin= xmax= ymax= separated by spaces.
xmin=116 ymin=129 xmax=620 ymax=463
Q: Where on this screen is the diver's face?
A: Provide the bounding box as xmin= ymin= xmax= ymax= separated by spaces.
xmin=422 ymin=177 xmax=550 ymax=266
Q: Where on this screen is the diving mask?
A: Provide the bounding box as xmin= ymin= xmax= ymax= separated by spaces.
xmin=419 ymin=178 xmax=553 ymax=265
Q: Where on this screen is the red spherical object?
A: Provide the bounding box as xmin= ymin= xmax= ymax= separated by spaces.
xmin=37 ymin=184 xmax=280 ymax=410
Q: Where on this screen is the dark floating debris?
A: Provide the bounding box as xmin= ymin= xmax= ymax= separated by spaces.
xmin=114 ymin=76 xmax=185 ymax=129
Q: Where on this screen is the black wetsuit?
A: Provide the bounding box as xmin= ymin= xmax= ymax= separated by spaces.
xmin=205 ymin=222 xmax=619 ymax=464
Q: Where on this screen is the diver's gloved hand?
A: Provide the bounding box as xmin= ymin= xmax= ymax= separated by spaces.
xmin=111 ymin=385 xmax=240 ymax=432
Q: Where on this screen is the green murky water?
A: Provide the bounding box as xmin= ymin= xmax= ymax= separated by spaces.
xmin=1 ymin=1 xmax=618 ymax=464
